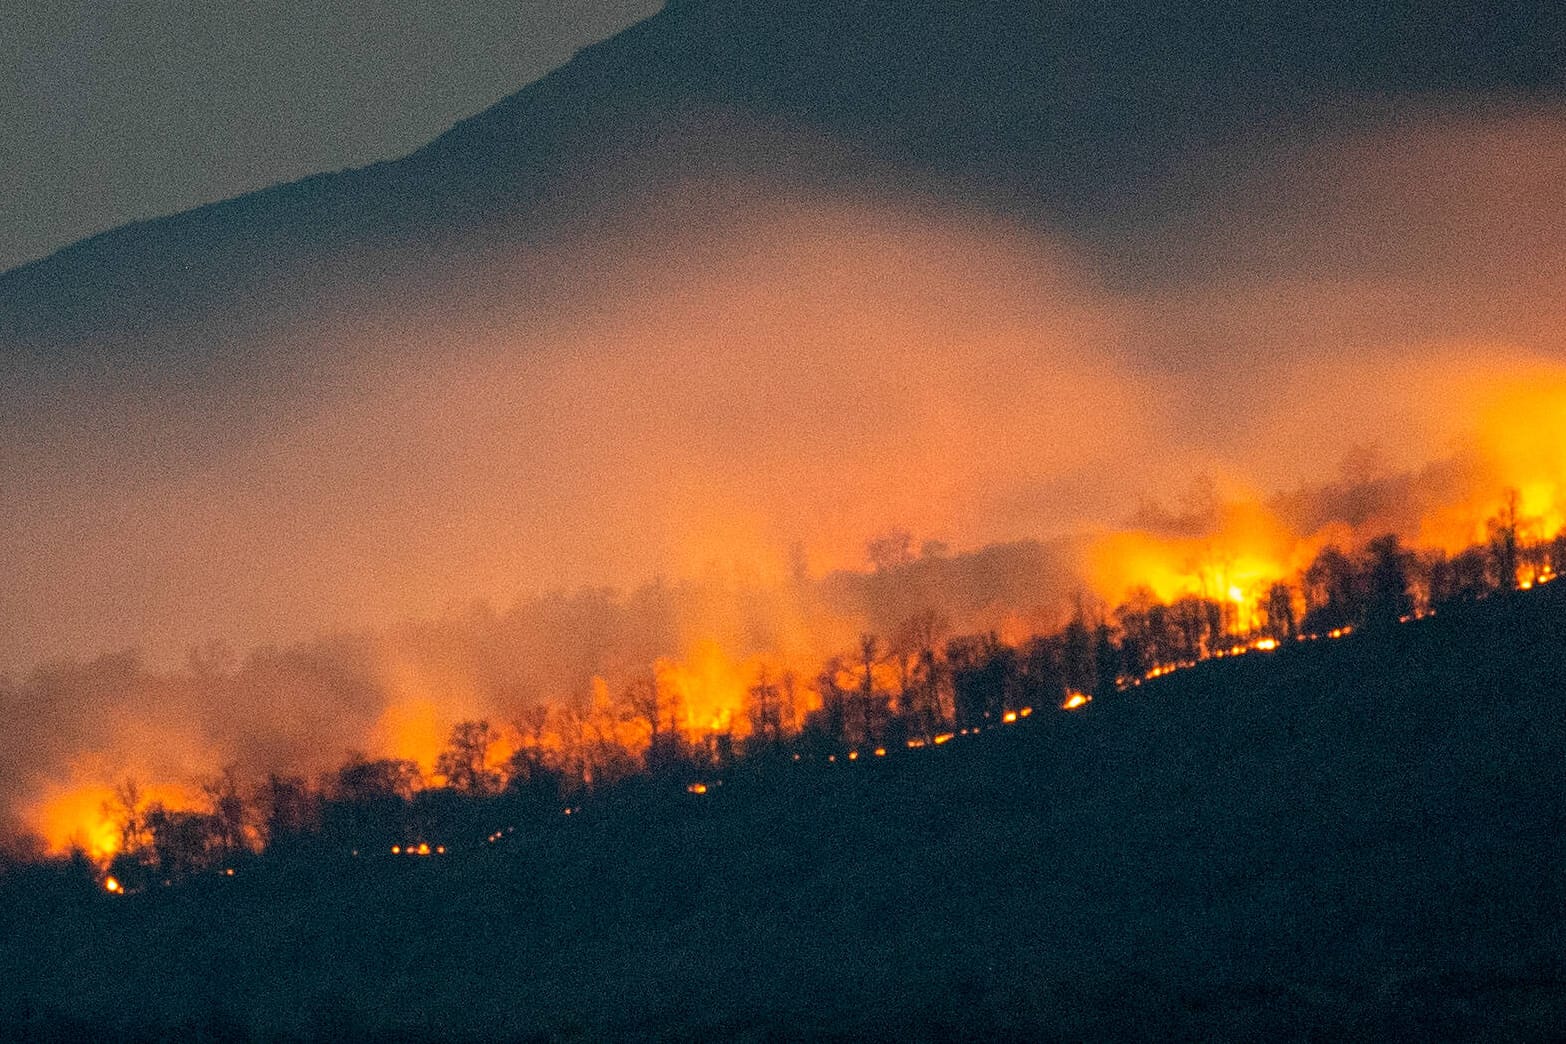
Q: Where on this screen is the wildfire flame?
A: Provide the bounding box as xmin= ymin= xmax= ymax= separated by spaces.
xmin=30 ymin=777 xmax=204 ymax=861
xmin=8 ymin=219 xmax=1566 ymax=858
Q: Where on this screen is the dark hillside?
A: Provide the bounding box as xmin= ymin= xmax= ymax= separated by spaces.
xmin=4 ymin=0 xmax=1561 ymax=369
xmin=3 ymin=583 xmax=1564 ymax=1040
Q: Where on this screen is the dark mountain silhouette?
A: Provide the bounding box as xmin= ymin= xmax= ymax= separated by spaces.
xmin=2 ymin=0 xmax=1561 ymax=375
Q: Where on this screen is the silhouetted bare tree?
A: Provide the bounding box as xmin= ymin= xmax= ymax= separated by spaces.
xmin=1263 ymin=582 xmax=1297 ymax=641
xmin=849 ymin=634 xmax=888 ymax=746
xmin=805 ymin=657 xmax=850 ymax=752
xmin=146 ymin=804 xmax=218 ymax=880
xmin=104 ymin=777 xmax=149 ymax=855
xmin=1060 ymin=614 xmax=1097 ymax=694
xmin=1431 ymin=546 xmax=1493 ymax=606
xmin=1114 ymin=589 xmax=1158 ymax=679
xmin=626 ymin=673 xmax=686 ymax=774
xmin=1363 ymin=534 xmax=1415 ymax=626
xmin=746 ymin=669 xmax=787 ymax=752
xmin=949 ymin=633 xmax=1012 ymax=727
xmin=891 ymin=610 xmax=948 ymax=740
xmin=1489 ymin=489 xmax=1521 ymax=590
xmin=258 ymin=772 xmax=320 ymax=850
xmin=435 ymin=720 xmax=502 ymax=795
xmin=336 ymin=755 xmax=420 ymax=802
xmin=1093 ymin=623 xmax=1120 ymax=697
xmin=202 ymin=765 xmax=248 ymax=857
xmin=1303 ymin=545 xmax=1362 ymax=633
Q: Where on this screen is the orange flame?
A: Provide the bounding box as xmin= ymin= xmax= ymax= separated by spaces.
xmin=29 ymin=777 xmax=203 ymax=861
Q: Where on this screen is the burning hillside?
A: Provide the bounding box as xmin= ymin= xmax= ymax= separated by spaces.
xmin=2 ymin=43 xmax=1565 ymax=873
xmin=9 ymin=456 xmax=1563 ymax=865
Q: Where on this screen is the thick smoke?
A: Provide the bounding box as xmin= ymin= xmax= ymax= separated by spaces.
xmin=3 ymin=102 xmax=1564 ymax=848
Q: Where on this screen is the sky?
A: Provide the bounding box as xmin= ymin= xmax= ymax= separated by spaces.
xmin=0 ymin=0 xmax=662 ymax=274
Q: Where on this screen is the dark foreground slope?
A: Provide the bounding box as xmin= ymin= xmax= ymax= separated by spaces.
xmin=5 ymin=584 xmax=1566 ymax=1041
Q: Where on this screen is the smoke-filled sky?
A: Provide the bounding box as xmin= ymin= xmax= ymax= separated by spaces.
xmin=0 ymin=0 xmax=661 ymax=273
xmin=3 ymin=0 xmax=1565 ymax=852
xmin=6 ymin=102 xmax=1563 ymax=672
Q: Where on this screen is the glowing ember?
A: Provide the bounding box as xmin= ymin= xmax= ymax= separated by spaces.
xmin=1002 ymin=711 xmax=1018 ymax=723
xmin=1062 ymin=692 xmax=1092 ymax=711
xmin=687 ymin=782 xmax=709 ymax=795
xmin=103 ymin=876 xmax=122 ymax=894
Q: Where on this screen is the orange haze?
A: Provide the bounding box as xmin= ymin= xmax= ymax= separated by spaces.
xmin=4 ymin=103 xmax=1566 ymax=853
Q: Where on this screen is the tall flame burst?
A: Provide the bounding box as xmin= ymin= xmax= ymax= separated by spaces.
xmin=1461 ymin=370 xmax=1566 ymax=546
xmin=655 ymin=642 xmax=762 ymax=739
xmin=30 ymin=778 xmax=204 ymax=861
xmin=1087 ymin=370 xmax=1566 ymax=626
xmin=1088 ymin=500 xmax=1303 ymax=632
